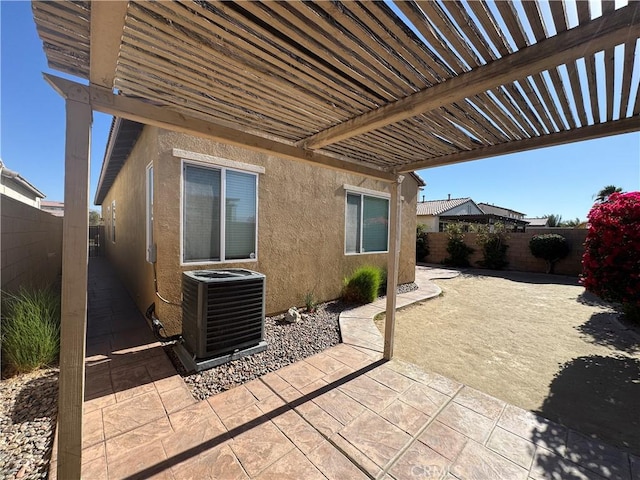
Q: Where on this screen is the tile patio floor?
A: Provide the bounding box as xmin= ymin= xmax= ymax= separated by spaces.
xmin=50 ymin=259 xmax=638 ymax=479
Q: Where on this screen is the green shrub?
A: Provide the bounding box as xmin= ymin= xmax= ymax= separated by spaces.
xmin=473 ymin=223 xmax=509 ymax=270
xmin=1 ymin=287 xmax=61 ymax=374
xmin=416 ymin=224 xmax=430 ymax=262
xmin=529 ymin=234 xmax=570 ymax=274
xmin=343 ymin=266 xmax=382 ymax=304
xmin=443 ymin=223 xmax=474 ymax=267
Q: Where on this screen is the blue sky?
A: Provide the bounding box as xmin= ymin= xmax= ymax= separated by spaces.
xmin=1 ymin=1 xmax=638 ymax=220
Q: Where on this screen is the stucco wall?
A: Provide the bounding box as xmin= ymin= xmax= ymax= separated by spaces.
xmin=144 ymin=129 xmax=419 ymax=334
xmin=101 ymin=127 xmax=158 ymax=320
xmin=1 ymin=194 xmax=62 ymax=292
xmin=424 ymin=228 xmax=587 ymax=276
xmin=417 ymin=215 xmax=438 ymax=232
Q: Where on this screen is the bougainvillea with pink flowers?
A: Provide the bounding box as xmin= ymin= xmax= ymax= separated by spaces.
xmin=581 ymin=192 xmax=640 ymax=322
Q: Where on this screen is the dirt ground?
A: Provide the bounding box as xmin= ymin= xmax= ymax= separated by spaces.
xmin=375 ymin=270 xmax=640 ymax=455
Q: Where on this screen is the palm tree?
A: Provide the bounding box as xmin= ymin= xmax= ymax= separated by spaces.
xmin=594 ymin=185 xmax=623 ymax=203
xmin=562 ymin=217 xmax=583 ymax=228
xmin=544 ymin=214 xmax=563 ymax=227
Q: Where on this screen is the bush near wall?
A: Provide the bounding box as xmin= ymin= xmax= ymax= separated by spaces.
xmin=423 ymin=228 xmax=586 ymax=276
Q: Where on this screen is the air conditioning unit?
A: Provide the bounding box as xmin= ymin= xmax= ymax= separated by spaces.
xmin=178 ymin=269 xmax=266 ymax=370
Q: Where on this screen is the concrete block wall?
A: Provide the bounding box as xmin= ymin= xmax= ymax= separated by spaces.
xmin=1 ymin=194 xmax=63 ymax=292
xmin=423 ymin=228 xmax=587 ymax=276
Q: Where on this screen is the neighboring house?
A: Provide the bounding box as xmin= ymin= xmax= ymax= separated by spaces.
xmin=41 ymin=200 xmax=65 ymax=217
xmin=477 ymin=203 xmax=526 ymax=220
xmin=95 ymin=119 xmax=424 ymax=334
xmin=416 ymin=197 xmax=484 ymax=231
xmin=0 ymin=160 xmax=45 ymax=208
xmin=524 ymin=217 xmax=551 ymax=228
xmin=417 ymin=197 xmax=529 ymax=232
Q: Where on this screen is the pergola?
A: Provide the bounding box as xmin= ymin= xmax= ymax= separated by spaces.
xmin=31 ymin=1 xmax=639 ymax=477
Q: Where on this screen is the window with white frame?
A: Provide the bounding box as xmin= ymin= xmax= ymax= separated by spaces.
xmin=146 ymin=164 xmax=154 ymax=262
xmin=182 ymin=162 xmax=257 ymax=263
xmin=111 ymin=200 xmax=116 ymax=243
xmin=345 ymin=189 xmax=389 ymax=254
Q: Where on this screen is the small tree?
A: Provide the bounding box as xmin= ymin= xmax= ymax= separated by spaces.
xmin=529 ymin=234 xmax=570 ymax=274
xmin=582 ymin=192 xmax=640 ymax=322
xmin=89 ymin=210 xmax=101 ymax=226
xmin=444 ymin=222 xmax=474 ymax=267
xmin=416 ymin=224 xmax=430 ymax=262
xmin=473 ymin=222 xmax=509 ymax=270
xmin=544 ymin=214 xmax=563 ymax=227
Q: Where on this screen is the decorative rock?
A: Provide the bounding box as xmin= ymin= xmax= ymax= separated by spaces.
xmin=284 ymin=307 xmax=301 ymax=324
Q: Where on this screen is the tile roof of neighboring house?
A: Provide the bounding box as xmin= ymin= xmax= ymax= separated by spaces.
xmin=477 ymin=202 xmax=526 ymax=216
xmin=0 ymin=160 xmax=46 ymax=199
xmin=417 ymin=197 xmax=473 ymax=216
xmin=524 ymin=217 xmax=550 ymax=227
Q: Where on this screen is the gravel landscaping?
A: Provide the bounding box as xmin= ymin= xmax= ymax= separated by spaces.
xmin=0 ymin=368 xmax=58 ymax=480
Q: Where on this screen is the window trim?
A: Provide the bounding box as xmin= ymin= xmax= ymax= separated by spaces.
xmin=179 ymin=157 xmax=259 ymax=266
xmin=145 ymin=163 xmax=154 ymax=263
xmin=344 ymin=187 xmax=390 ymax=256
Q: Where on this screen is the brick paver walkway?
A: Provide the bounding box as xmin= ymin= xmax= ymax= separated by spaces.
xmin=50 ymin=259 xmax=638 ymax=479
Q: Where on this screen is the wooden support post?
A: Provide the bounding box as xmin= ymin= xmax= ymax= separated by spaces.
xmin=56 ymin=90 xmax=92 ymax=479
xmin=384 ymin=175 xmax=404 ymax=360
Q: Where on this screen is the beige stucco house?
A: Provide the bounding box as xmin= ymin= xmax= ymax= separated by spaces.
xmin=417 ymin=197 xmax=483 ymax=231
xmin=96 ymin=119 xmax=423 ymax=334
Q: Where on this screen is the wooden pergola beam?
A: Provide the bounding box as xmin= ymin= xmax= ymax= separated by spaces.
xmin=299 ymin=3 xmax=640 ymax=150
xmin=89 ymin=1 xmax=128 ymax=89
xmin=44 ymin=74 xmax=396 ymax=182
xmin=399 ymin=116 xmax=640 ymax=172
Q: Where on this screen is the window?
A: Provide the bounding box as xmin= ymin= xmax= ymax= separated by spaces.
xmin=146 ymin=164 xmax=154 ymax=262
xmin=345 ymin=191 xmax=389 ymax=254
xmin=182 ymin=162 xmax=257 ymax=263
xmin=111 ymin=200 xmax=116 ymax=243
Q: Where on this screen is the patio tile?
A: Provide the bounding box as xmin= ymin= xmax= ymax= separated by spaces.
xmin=230 ymin=420 xmax=295 ymax=477
xmin=312 ymin=387 xmax=365 ymax=425
xmin=418 ymin=420 xmax=468 ymax=462
xmin=389 ymin=441 xmax=450 ymax=480
xmin=85 ymin=371 xmax=113 ymax=399
xmin=260 ymin=371 xmax=291 ymax=393
xmin=222 ymin=404 xmax=266 ymax=432
xmin=107 ymin=440 xmax=170 ymax=480
xmin=565 ymin=430 xmax=631 ymax=480
xmin=162 ymin=415 xmax=229 ymax=458
xmin=326 ymin=343 xmax=375 ymax=366
xmin=111 ymin=363 xmax=156 ymax=401
xmin=630 ymin=455 xmax=639 ymax=480
xmin=245 ymin=378 xmax=275 ymax=401
xmin=84 ymin=391 xmax=116 ymax=414
xmin=254 ymin=447 xmax=325 ymax=480
xmin=339 ymin=374 xmax=398 ymax=413
xmin=83 ymin=409 xmax=104 ymax=448
xmin=167 ymin=400 xmax=215 ymax=431
xmin=307 ymin=440 xmax=370 ymax=480
xmin=270 ymin=408 xmax=324 ymax=454
xmin=386 ymin=359 xmax=437 ymax=386
xmin=328 ymin=433 xmax=384 ymax=478
xmin=276 ymin=361 xmax=325 ymax=390
xmin=158 ymin=384 xmax=196 ymax=414
xmin=153 ymin=374 xmax=185 ymax=394
xmin=102 ymin=391 xmax=166 ymax=439
xmin=322 ymin=365 xmax=357 ymax=385
xmin=82 ymin=441 xmax=106 ymax=465
xmin=486 ymin=426 xmax=536 ymax=470
xmin=365 ymin=365 xmax=415 ymax=393
xmin=428 ymin=373 xmax=463 ymax=397
xmin=379 ymin=399 xmax=430 ymax=436
xmin=339 ymin=409 xmax=411 ymax=467
xmin=81 ymin=455 xmax=107 ymax=480
xmin=399 ymin=383 xmax=450 ymax=416
xmin=169 ymin=444 xmax=247 ymax=480
xmin=297 ymin=377 xmax=327 ymax=396
xmin=530 ymin=447 xmax=606 ymax=480
xmin=294 ymin=401 xmax=343 ymax=437
xmin=207 ymin=385 xmax=256 ymax=420
xmin=436 ymin=402 xmax=495 ymax=444
xmin=256 ymin=391 xmax=288 ymax=417
xmin=454 ymin=386 xmax=505 ymax=421
xmin=497 ymin=404 xmax=567 ymax=455
xmin=105 ymin=417 xmax=173 ymax=463
xmin=305 ymin=351 xmax=349 ymax=375
xmin=451 ymin=441 xmax=528 ymax=480
xmin=146 ymin=354 xmax=178 ymax=381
